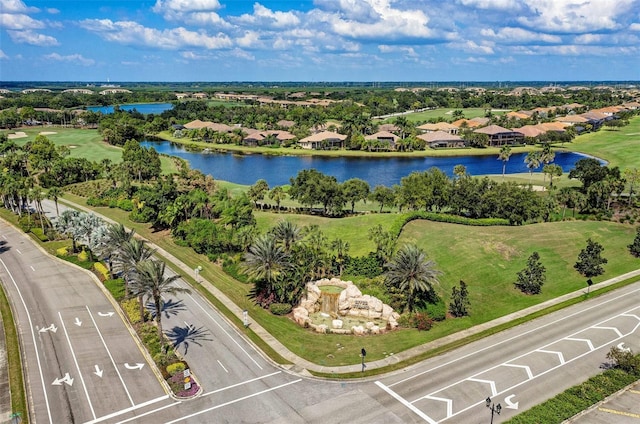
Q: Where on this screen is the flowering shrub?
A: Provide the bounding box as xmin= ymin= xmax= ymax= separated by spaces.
xmin=56 ymin=247 xmax=68 ymax=256
xmin=94 ymin=262 xmax=110 ymax=281
xmin=166 ymin=362 xmax=186 ymax=376
xmin=77 ymin=250 xmax=88 ymax=262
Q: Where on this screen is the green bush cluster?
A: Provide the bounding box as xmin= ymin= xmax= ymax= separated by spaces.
xmin=269 ymin=303 xmax=292 ymax=315
xmin=104 ymin=278 xmax=125 ymax=301
xmin=31 ymin=227 xmax=49 ymax=241
xmin=121 ymin=298 xmax=143 ymax=324
xmin=422 ymin=300 xmax=446 ymax=322
xmin=166 ymin=362 xmax=186 ymax=376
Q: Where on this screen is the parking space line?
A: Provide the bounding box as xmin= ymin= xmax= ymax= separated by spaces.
xmin=536 ymin=349 xmax=565 ymax=365
xmin=83 ymin=395 xmax=171 ymax=424
xmin=598 ymin=407 xmax=640 ymax=419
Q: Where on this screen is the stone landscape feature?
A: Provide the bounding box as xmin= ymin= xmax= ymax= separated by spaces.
xmin=293 ymin=278 xmax=400 ymax=335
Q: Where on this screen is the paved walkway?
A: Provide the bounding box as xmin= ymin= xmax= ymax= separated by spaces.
xmin=48 ymin=199 xmax=640 ymax=375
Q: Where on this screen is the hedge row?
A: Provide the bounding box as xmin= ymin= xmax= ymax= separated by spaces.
xmin=390 ymin=212 xmax=510 ymax=239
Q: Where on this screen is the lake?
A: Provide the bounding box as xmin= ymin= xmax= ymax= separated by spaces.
xmin=87 ymin=103 xmax=174 ymax=115
xmin=141 ymin=140 xmax=599 ymax=187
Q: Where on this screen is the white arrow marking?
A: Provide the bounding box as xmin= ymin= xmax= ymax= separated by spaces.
xmin=52 ymin=373 xmax=74 ymax=386
xmin=504 ymin=394 xmax=519 ymax=410
xmin=616 ymin=342 xmax=631 ymax=352
xmin=98 ymin=311 xmax=115 ymax=317
xmin=38 ymin=324 xmax=57 ymax=333
xmin=94 ymin=365 xmax=103 ymax=378
xmin=124 ymin=363 xmax=144 ymax=370
xmin=74 ymin=317 xmax=82 ymax=327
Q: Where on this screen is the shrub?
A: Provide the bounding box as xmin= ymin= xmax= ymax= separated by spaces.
xmin=166 ymin=362 xmax=186 ymax=376
xmin=93 ymin=262 xmax=110 ymax=281
xmin=269 ymin=303 xmax=292 ymax=315
xmin=423 ymin=300 xmax=446 ymax=322
xmin=77 ymin=250 xmax=88 ymax=262
xmin=104 ymin=278 xmax=125 ymax=301
xmin=31 ymin=227 xmax=49 ymax=241
xmin=117 ymin=199 xmax=134 ymax=211
xmin=56 ymin=247 xmax=68 ymax=256
xmin=412 ymin=312 xmax=434 ymax=331
xmin=121 ymin=298 xmax=143 ymax=324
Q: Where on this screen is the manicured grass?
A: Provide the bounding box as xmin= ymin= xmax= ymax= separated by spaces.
xmin=565 ymin=117 xmax=640 ymax=171
xmin=59 ymin=193 xmax=640 ymax=367
xmin=0 ymin=276 xmax=29 ymax=423
xmin=2 ymin=126 xmax=177 ymax=174
xmin=383 ymin=107 xmax=507 ymax=123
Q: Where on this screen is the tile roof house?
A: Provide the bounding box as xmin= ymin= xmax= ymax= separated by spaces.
xmin=515 ymin=125 xmax=545 ymax=138
xmin=555 ymin=115 xmax=589 ymax=125
xmin=473 ymin=125 xmax=524 ymax=146
xmin=506 ymin=111 xmax=531 ymax=120
xmin=299 ymin=131 xmax=347 ymax=150
xmin=451 ymin=118 xmax=483 ymax=128
xmin=417 ymin=122 xmax=459 ymax=135
xmin=242 ymin=129 xmax=296 ymax=146
xmin=417 ymin=131 xmax=465 ymax=148
xmin=365 ymin=131 xmax=399 ymax=149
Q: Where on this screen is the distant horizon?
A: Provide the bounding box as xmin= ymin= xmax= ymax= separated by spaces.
xmin=1 ymin=1 xmax=639 ymax=82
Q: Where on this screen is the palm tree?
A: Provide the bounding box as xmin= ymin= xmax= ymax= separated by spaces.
xmin=271 ymin=220 xmax=302 ymax=252
xmin=385 ymin=244 xmax=441 ymax=313
xmin=524 ymin=151 xmax=542 ymax=185
xmin=241 ymin=235 xmax=290 ymax=296
xmin=331 ymin=238 xmax=350 ymax=277
xmin=95 ymin=223 xmax=136 ymax=278
xmin=130 ymin=259 xmax=190 ymax=347
xmin=54 ymin=209 xmax=81 ymax=252
xmin=46 ymin=186 xmax=63 ymax=216
xmin=74 ymin=213 xmax=105 ymax=261
xmin=114 ymin=238 xmax=157 ymax=308
xmin=268 ymin=186 xmax=286 ymax=211
xmin=498 ymin=146 xmax=512 ymax=180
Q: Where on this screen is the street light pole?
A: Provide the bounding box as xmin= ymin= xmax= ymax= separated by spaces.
xmin=486 ymin=397 xmax=501 ymax=424
xmin=194 ymin=265 xmax=202 ymax=283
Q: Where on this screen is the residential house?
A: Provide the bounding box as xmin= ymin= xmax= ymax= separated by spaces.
xmin=473 ymin=125 xmax=524 ymax=146
xmin=365 ymin=131 xmax=399 ymax=150
xmin=417 ymin=122 xmax=459 ymax=135
xmin=299 ymin=131 xmax=346 ymax=150
xmin=417 ymin=131 xmax=465 ymax=148
xmin=451 ymin=118 xmax=483 ymax=129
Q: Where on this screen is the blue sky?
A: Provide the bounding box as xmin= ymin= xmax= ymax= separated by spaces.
xmin=1 ymin=0 xmax=639 ymax=82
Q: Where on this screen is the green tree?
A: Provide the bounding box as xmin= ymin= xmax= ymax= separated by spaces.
xmin=368 ymin=224 xmax=397 ymax=264
xmin=524 ymin=151 xmax=542 ymax=185
xmin=46 ymin=186 xmax=63 ymax=216
xmin=628 ymin=227 xmax=640 ymax=258
xmin=574 ymin=238 xmax=608 ymax=278
xmin=242 ymin=235 xmax=290 ymax=292
xmin=271 ymin=220 xmax=302 ymax=252
xmin=449 ymin=280 xmax=470 ymax=317
xmin=498 ymin=146 xmax=512 ymax=180
xmin=130 ymin=259 xmax=190 ymax=347
xmin=514 ymin=251 xmax=546 ymax=294
xmin=370 ymin=185 xmax=395 ymax=212
xmin=384 ymin=244 xmax=441 ymax=313
xmin=543 ymin=164 xmax=563 ymax=188
xmin=623 ymin=168 xmax=640 ymax=206
xmin=268 ymin=186 xmax=286 ymax=211
xmin=569 ymin=158 xmax=609 ymax=191
xmin=331 ymin=238 xmax=350 ymax=277
xmin=248 ymin=179 xmax=269 ymax=209
xmin=342 ymin=178 xmax=370 ymax=213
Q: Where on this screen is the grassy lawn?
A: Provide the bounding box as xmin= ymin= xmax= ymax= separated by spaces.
xmin=59 ymin=193 xmax=640 ymax=367
xmin=2 ymin=126 xmax=177 ymax=174
xmin=381 ymin=107 xmax=507 ymax=123
xmin=564 ymin=117 xmax=640 ymax=171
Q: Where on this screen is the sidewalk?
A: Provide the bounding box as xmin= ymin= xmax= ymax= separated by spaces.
xmin=48 ymin=199 xmax=640 ymax=376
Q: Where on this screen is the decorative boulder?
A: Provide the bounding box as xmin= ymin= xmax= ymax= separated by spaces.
xmin=332 ymin=319 xmax=343 ymax=329
xmin=293 ymin=306 xmax=309 ymax=326
xmin=315 ymin=324 xmax=328 ymax=334
xmin=370 ymin=325 xmax=381 ymax=334
xmin=351 ymin=325 xmax=366 ymax=335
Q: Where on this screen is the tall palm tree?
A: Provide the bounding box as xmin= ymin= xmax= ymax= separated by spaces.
xmin=242 ymin=235 xmax=290 ymax=295
xmin=498 ymin=146 xmax=512 ymax=180
xmin=130 ymin=259 xmax=190 ymax=346
xmin=74 ymin=213 xmax=105 ymax=261
xmin=524 ymin=151 xmax=542 ymax=185
xmin=271 ymin=220 xmax=302 ymax=252
xmin=113 ymin=238 xmax=157 ymax=303
xmin=54 ymin=209 xmax=81 ymax=252
xmin=95 ymin=223 xmax=136 ymax=278
xmin=46 ymin=186 xmax=63 ymax=216
xmin=331 ymin=238 xmax=350 ymax=277
xmin=385 ymin=244 xmax=441 ymax=313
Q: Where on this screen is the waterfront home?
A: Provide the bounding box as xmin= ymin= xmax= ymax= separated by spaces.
xmin=299 ymin=131 xmax=346 ymax=150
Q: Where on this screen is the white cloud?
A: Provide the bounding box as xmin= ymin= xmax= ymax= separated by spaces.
xmin=0 ymin=12 xmax=45 ymax=29
xmin=46 ymin=8 xmax=60 ymax=14
xmin=236 ymin=4 xmax=300 ymax=28
xmin=457 ymin=0 xmax=520 ymax=10
xmin=236 ymin=31 xmax=262 ymax=48
xmin=0 ymin=0 xmax=39 ymax=13
xmin=378 ymin=45 xmax=418 ymax=57
xmin=450 ymin=40 xmax=495 ymax=54
xmin=7 ymin=29 xmax=58 ymax=46
xmin=43 ymin=52 xmax=95 ymax=66
xmin=518 ymin=0 xmax=637 ymax=33
xmin=630 ymin=23 xmax=640 ymax=31
xmin=313 ymin=0 xmax=380 ymax=22
xmin=573 ymin=34 xmax=602 ymax=44
xmin=481 ymin=27 xmax=561 ymax=43
xmin=79 ymin=19 xmax=233 ymax=50
xmin=152 ymin=0 xmax=221 ymax=14
xmin=0 ymin=49 xmax=8 ymax=59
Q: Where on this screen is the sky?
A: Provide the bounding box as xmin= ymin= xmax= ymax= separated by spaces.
xmin=1 ymin=0 xmax=639 ymax=82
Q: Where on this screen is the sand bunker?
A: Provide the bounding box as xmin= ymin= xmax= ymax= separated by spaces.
xmin=7 ymin=132 xmax=27 ymax=139
xmin=39 ymin=131 xmax=58 ymax=135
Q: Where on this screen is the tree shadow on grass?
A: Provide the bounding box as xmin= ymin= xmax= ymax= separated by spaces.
xmin=165 ymin=324 xmax=212 ymax=354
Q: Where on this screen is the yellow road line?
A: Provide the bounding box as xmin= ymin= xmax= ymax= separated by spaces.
xmin=598 ymin=407 xmax=640 ymax=419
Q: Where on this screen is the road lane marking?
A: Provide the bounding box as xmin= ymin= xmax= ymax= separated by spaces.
xmin=467 ymin=378 xmax=497 ymax=396
xmin=30 ymin=265 xmax=35 ymax=271
xmin=16 ymin=248 xmax=21 ymax=254
xmin=375 ymin=382 xmax=437 ymax=424
xmin=83 ymin=394 xmax=171 ymax=424
xmin=593 ymin=326 xmax=623 ymax=337
xmin=0 ymin=258 xmax=54 ymax=424
xmin=536 ymin=349 xmax=566 ymax=365
xmin=388 ymin=288 xmax=640 ymax=388
xmin=164 ymin=379 xmax=302 ymax=424
xmin=186 ymin=292 xmax=264 ymax=370
xmin=217 ymin=359 xmax=229 ymax=373
xmin=502 ymin=363 xmax=534 ymax=379
xmin=59 ymin=311 xmax=97 ymax=420
xmin=423 ymin=396 xmax=453 ymax=419
xmin=86 ymin=306 xmax=134 ymax=406
xmin=565 ymin=337 xmax=595 ymax=351
xmin=201 ymin=371 xmax=282 ymax=397
xmin=598 ymin=407 xmax=640 ymax=418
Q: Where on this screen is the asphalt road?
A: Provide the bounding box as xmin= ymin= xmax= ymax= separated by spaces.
xmin=0 ymin=220 xmax=168 ymax=424
xmin=3 ymin=201 xmax=639 ymax=423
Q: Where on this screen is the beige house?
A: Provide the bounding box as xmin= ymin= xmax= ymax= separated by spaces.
xmin=417 ymin=131 xmax=465 ymax=148
xmin=299 ymin=131 xmax=346 ymax=150
xmin=474 ymin=125 xmax=524 ymax=146
xmin=417 ymin=122 xmax=459 ymax=135
xmin=365 ymin=131 xmax=399 ymax=149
